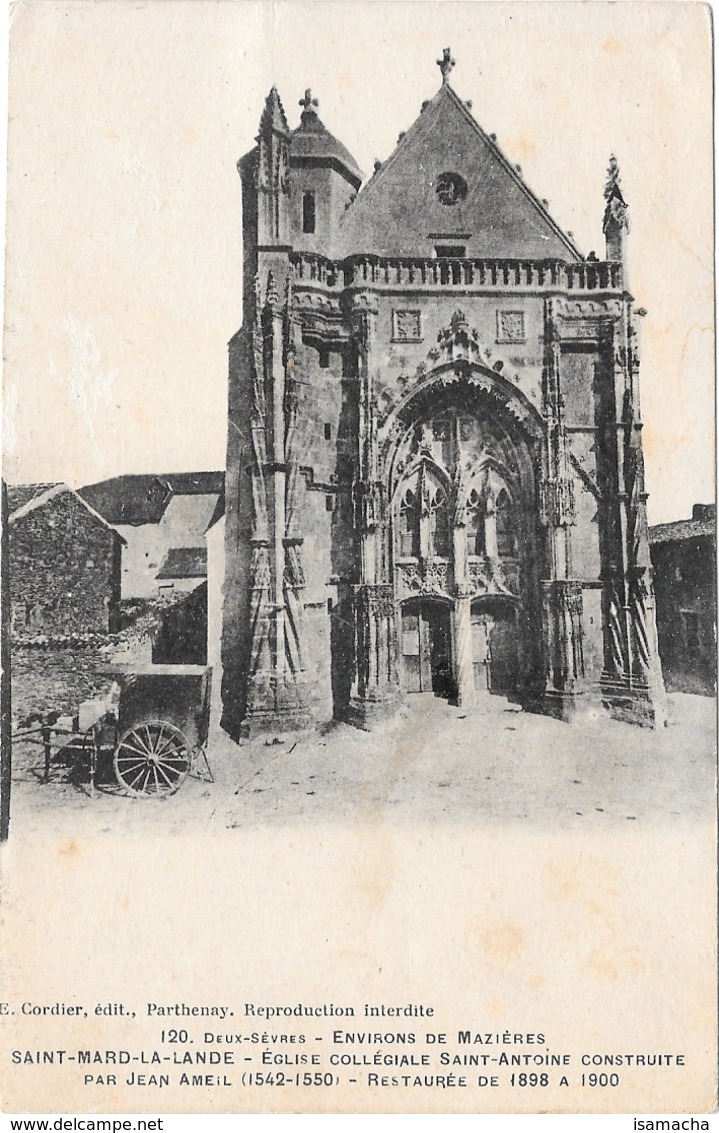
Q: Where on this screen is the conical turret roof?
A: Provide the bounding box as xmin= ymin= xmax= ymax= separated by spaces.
xmin=289 ymin=90 xmax=363 ymax=189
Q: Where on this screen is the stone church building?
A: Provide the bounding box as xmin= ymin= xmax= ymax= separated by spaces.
xmin=222 ymin=51 xmax=665 ymax=738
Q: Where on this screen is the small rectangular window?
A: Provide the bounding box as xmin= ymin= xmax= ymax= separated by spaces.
xmin=302 ymin=191 xmax=316 ymax=234
xmin=327 ymin=598 xmax=333 ymax=614
xmin=325 ymin=494 xmax=334 ymax=511
xmin=324 ymin=423 xmax=332 ymax=440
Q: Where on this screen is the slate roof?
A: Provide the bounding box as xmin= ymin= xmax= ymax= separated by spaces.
xmin=164 ymin=471 xmax=224 ymax=495
xmin=156 ymin=546 xmax=208 ymax=580
xmin=78 ymin=472 xmax=224 ymax=527
xmin=290 ymin=104 xmax=363 ymax=189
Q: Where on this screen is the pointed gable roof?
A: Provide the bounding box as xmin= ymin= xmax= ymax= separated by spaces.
xmin=338 ymin=81 xmax=581 ymax=261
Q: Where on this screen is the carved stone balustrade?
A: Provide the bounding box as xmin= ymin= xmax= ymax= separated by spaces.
xmin=290 ymin=252 xmax=624 ymax=295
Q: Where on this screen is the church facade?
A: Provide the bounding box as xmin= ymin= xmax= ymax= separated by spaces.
xmin=222 ymin=51 xmax=665 ymax=738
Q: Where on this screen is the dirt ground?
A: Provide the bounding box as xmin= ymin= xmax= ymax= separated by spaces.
xmin=6 ymin=692 xmax=715 ymax=840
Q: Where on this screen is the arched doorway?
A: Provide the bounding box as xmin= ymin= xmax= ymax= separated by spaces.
xmin=400 ymin=598 xmax=455 ymax=700
xmin=471 ymin=597 xmax=519 ymax=697
xmin=383 ymin=368 xmax=544 ymax=710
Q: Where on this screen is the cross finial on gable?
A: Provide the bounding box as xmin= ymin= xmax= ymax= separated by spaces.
xmin=299 ymin=89 xmax=319 ymax=112
xmin=437 ymin=47 xmax=455 ymax=84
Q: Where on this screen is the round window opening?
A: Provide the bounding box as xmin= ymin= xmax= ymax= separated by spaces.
xmin=436 ymin=172 xmax=468 ymax=206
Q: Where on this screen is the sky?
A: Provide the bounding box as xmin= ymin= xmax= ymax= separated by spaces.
xmin=1 ymin=1 xmax=714 ymax=524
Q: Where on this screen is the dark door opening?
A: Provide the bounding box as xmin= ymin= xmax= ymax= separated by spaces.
xmin=471 ymin=600 xmax=518 ymax=696
xmin=401 ymin=600 xmax=455 ymax=700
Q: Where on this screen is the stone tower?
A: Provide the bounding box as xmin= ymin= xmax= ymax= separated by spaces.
xmin=222 ymin=52 xmax=665 ymax=738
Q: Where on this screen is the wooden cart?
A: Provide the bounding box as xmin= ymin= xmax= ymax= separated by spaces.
xmin=13 ymin=664 xmax=213 ymax=798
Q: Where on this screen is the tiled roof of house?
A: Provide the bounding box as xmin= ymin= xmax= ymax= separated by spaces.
xmin=649 ymin=516 xmax=716 ymax=545
xmin=156 ymin=546 xmax=208 ymax=580
xmin=7 ymin=482 xmax=126 ymax=540
xmin=7 ymin=482 xmax=61 ymax=514
xmin=650 ymin=506 xmax=716 ymax=545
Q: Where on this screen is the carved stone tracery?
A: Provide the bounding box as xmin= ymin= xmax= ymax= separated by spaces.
xmin=397 ymin=561 xmax=450 ymax=600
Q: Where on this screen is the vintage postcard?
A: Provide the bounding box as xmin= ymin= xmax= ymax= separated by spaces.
xmin=0 ymin=1 xmax=716 ymax=1120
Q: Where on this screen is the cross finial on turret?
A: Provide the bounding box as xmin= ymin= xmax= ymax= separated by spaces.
xmin=437 ymin=47 xmax=455 ymax=84
xmin=299 ymin=89 xmax=319 ymax=112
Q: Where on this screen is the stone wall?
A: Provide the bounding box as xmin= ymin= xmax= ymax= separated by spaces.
xmin=8 ymin=592 xmax=204 ymax=728
xmin=652 ymin=535 xmax=716 ymax=694
xmin=10 ymin=490 xmax=122 ymax=635
xmin=10 ymin=643 xmax=118 ymax=726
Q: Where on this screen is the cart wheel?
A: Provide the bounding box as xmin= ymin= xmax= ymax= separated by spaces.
xmin=113 ymin=720 xmax=192 ymax=797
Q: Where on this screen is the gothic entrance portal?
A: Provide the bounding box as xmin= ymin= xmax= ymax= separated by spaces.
xmin=387 ymin=380 xmax=544 ymax=713
xmin=401 ymin=599 xmax=455 ymax=701
xmin=471 ymin=598 xmax=519 ymax=697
